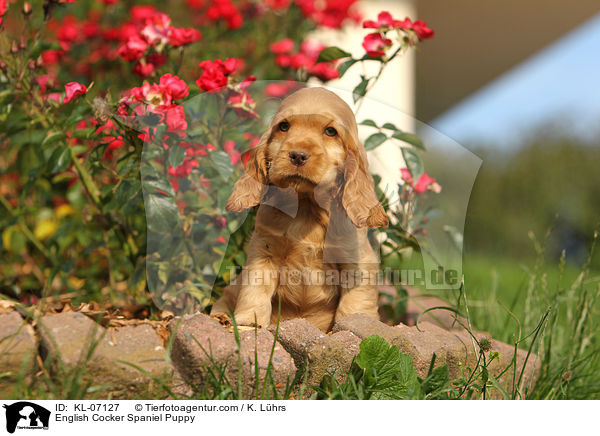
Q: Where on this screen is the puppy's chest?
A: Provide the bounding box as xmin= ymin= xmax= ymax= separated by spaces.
xmin=256 ymin=204 xmax=329 ymax=265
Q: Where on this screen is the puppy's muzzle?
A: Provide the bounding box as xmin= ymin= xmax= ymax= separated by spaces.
xmin=289 ymin=150 xmax=310 ymax=166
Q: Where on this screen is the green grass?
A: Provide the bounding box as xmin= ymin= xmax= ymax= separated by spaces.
xmin=456 ymin=231 xmax=600 ymax=399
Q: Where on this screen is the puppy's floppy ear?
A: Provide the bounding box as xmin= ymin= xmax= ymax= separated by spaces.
xmin=341 ymin=142 xmax=389 ymax=228
xmin=226 ymin=132 xmax=269 ymax=212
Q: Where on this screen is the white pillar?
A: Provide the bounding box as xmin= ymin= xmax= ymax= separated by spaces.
xmin=309 ymin=0 xmax=416 ymax=205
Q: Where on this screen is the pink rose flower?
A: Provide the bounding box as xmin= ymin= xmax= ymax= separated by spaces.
xmin=169 ymin=27 xmax=201 ymax=47
xmin=159 ymin=74 xmax=189 ymax=100
xmin=270 ymin=39 xmax=295 ymax=55
xmin=165 ymin=105 xmax=188 ymax=132
xmin=63 ymin=82 xmax=88 ymax=104
xmin=362 ymin=32 xmax=391 ymax=58
xmin=118 ymin=36 xmax=148 ymax=62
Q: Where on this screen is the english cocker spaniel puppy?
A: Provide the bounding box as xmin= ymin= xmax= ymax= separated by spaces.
xmin=211 ymin=87 xmax=388 ymax=331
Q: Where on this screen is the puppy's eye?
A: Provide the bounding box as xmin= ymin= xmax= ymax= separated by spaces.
xmin=278 ymin=121 xmax=290 ymax=132
xmin=324 ymin=126 xmax=338 ymax=137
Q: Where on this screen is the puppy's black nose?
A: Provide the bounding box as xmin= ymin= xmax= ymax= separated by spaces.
xmin=289 ymin=150 xmax=310 ymax=166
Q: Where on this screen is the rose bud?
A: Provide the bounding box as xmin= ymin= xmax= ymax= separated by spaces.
xmin=22 ymin=2 xmax=33 ymax=16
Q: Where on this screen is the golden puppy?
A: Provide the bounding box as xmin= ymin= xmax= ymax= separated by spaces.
xmin=211 ymin=87 xmax=388 ymax=331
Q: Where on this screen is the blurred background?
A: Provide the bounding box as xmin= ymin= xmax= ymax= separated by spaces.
xmin=324 ymin=0 xmax=599 ymax=305
xmin=417 ymin=0 xmax=600 ymax=272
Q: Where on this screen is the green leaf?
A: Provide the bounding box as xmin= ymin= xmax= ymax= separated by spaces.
xmin=354 ymin=335 xmax=420 ymax=399
xmin=359 ymin=119 xmax=378 ymax=128
xmin=401 ymin=148 xmax=423 ymax=179
xmin=145 ymin=193 xmax=180 ymax=233
xmin=392 ymin=131 xmax=426 ymax=151
xmin=168 ymin=145 xmax=186 ymax=169
xmin=105 ymin=179 xmax=141 ymax=212
xmin=364 ymin=132 xmax=387 ymax=151
xmin=337 ymin=59 xmax=357 ymax=78
xmin=381 ymin=122 xmax=398 ymax=131
xmin=47 ymin=145 xmax=72 ymax=174
xmin=42 ymin=131 xmax=67 ymax=148
xmin=421 ymin=364 xmax=449 ymax=396
xmin=352 ymin=77 xmax=369 ymax=103
xmin=316 ymin=46 xmax=351 ymax=64
xmin=143 ymin=177 xmax=175 ymax=197
xmin=487 ymin=373 xmax=511 ymax=400
xmin=210 ymin=150 xmax=234 ymax=181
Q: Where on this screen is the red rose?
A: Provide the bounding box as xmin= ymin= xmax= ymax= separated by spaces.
xmin=296 ymin=0 xmax=360 ymax=29
xmin=363 ymin=11 xmax=396 ymax=29
xmin=159 ymin=74 xmax=189 ymax=100
xmin=239 ymin=75 xmax=256 ymax=90
xmin=414 ymin=173 xmax=437 ymax=194
xmin=223 ymin=140 xmax=241 ymax=165
xmin=226 ymin=12 xmax=243 ymax=29
xmin=196 ymin=58 xmax=242 ymax=92
xmin=400 ymin=167 xmax=412 ymax=182
xmin=299 ymin=39 xmax=325 ymax=59
xmin=264 ymin=81 xmax=297 ymax=98
xmin=36 ymin=74 xmax=56 ymax=93
xmin=0 ymin=0 xmax=8 ymax=26
xmin=130 ymin=5 xmax=159 ymax=23
xmin=169 ymin=27 xmax=201 ymax=47
xmin=107 ymin=136 xmax=125 ymax=151
xmin=41 ymin=50 xmax=65 ymax=66
xmin=308 ymin=62 xmax=339 ymax=80
xmin=275 ymin=54 xmax=292 ymax=68
xmin=411 ymin=19 xmax=434 ymax=40
xmin=289 ymin=53 xmax=312 ymax=69
xmin=63 ymin=82 xmax=88 ymax=104
xmin=270 ymin=39 xmax=295 ymax=55
xmin=196 ymin=66 xmax=227 ymax=92
xmin=118 ymin=36 xmax=148 ymax=62
xmin=165 ymin=105 xmax=188 ymax=132
xmin=168 ymin=157 xmax=199 ymax=178
xmin=47 ymin=93 xmax=63 ymax=104
xmin=82 ymin=21 xmax=100 ymax=39
xmin=206 ymin=0 xmax=243 ymax=29
xmin=57 ymin=16 xmax=80 ymax=49
xmin=362 ymin=32 xmax=391 ymax=58
xmin=133 ymin=61 xmax=155 ymax=78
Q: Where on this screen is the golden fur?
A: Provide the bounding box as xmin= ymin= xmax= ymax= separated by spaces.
xmin=211 ymin=87 xmax=388 ymax=331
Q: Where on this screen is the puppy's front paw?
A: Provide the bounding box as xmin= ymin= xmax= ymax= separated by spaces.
xmin=233 ymin=310 xmax=269 ymax=329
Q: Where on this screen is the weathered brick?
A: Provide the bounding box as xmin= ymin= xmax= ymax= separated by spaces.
xmin=169 ymin=313 xmax=296 ymax=398
xmin=238 ymin=329 xmax=297 ymax=397
xmin=169 ymin=313 xmax=238 ymax=391
xmin=96 ymin=324 xmax=172 ymax=383
xmin=268 ymin=318 xmax=325 ymax=368
xmin=38 ymin=312 xmax=104 ymax=367
xmin=392 ymin=322 xmax=474 ymax=379
xmin=0 ymin=311 xmax=36 ymax=376
xmin=332 ymin=313 xmax=402 ymax=342
xmin=306 ymin=330 xmax=362 ymax=386
xmin=39 ymin=312 xmax=172 ymax=397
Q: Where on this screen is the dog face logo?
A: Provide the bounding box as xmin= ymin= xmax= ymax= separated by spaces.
xmin=2 ymin=402 xmax=50 ymax=434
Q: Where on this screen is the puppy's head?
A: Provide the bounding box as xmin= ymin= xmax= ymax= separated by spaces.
xmin=226 ymin=87 xmax=388 ymax=228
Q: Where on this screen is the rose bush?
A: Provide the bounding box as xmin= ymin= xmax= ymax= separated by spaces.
xmin=0 ymin=1 xmax=436 ymax=316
